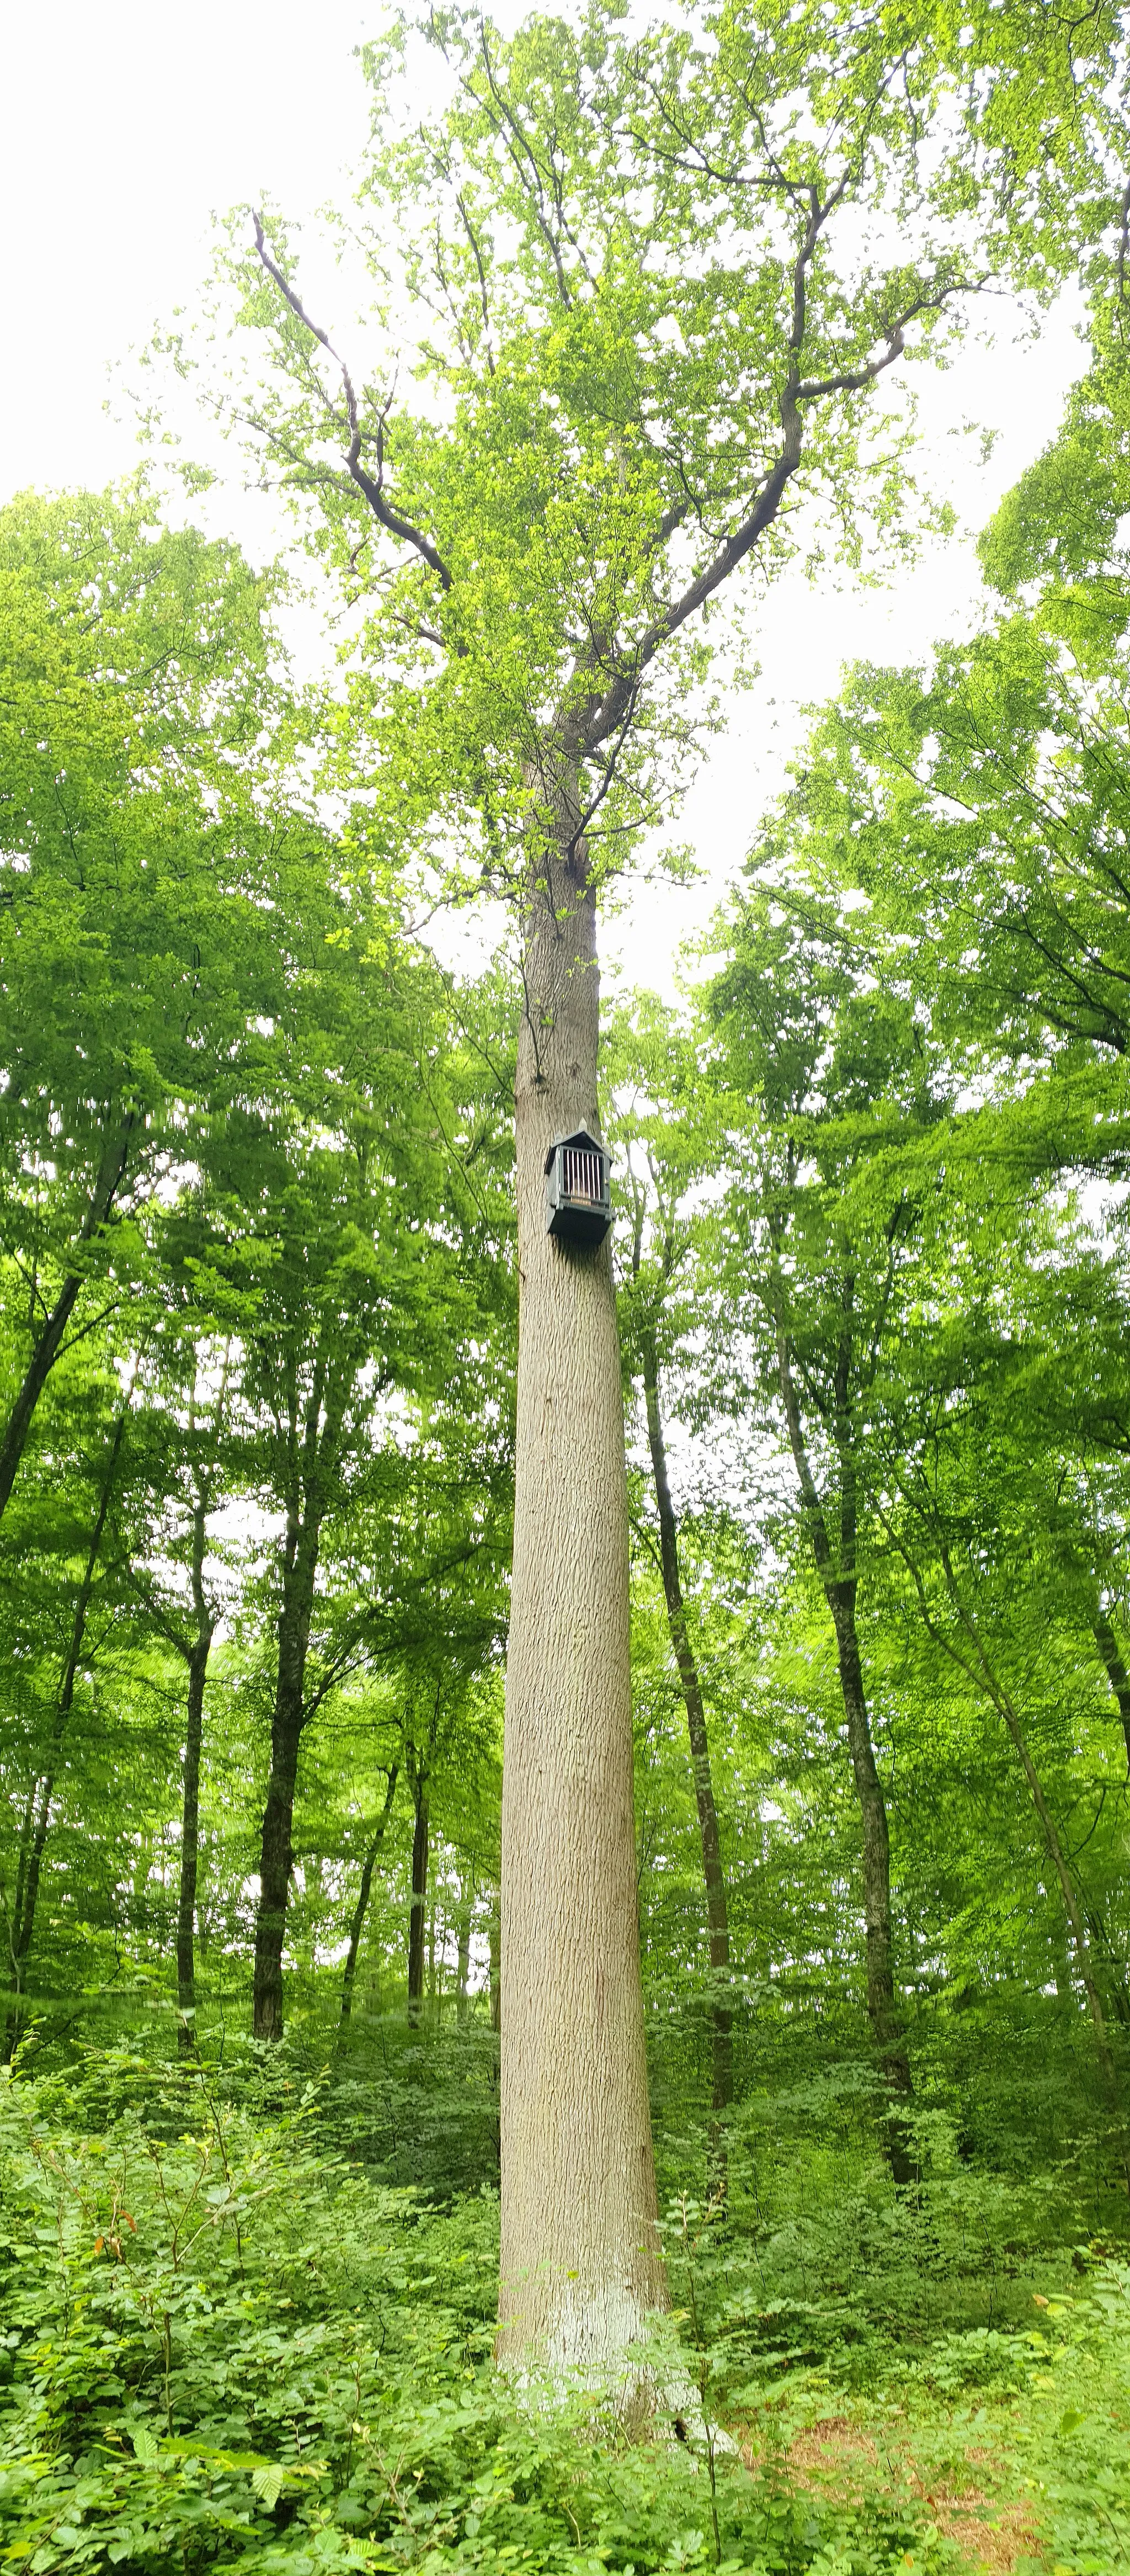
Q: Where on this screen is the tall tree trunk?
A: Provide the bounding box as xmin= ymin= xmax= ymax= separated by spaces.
xmin=639 ymin=1333 xmax=733 ymax=2131
xmin=1092 ymin=1614 xmax=1130 ymax=1772
xmin=0 ymin=1118 xmax=134 ymax=1528
xmin=407 ymin=1777 xmax=429 ymax=2027
xmin=499 ymin=796 xmax=665 ymax=2373
xmin=775 ymin=1326 xmax=914 ymax=2182
xmin=252 ymin=1521 xmax=321 ymax=2041
xmin=3 ymin=1398 xmax=128 ymax=2058
xmin=339 ymin=1764 xmax=399 ymax=2026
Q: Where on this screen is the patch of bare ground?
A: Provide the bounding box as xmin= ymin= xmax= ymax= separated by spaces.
xmin=737 ymin=2415 xmax=1042 ymax=2574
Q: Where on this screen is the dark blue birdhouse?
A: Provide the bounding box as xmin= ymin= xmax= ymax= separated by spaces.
xmin=544 ymin=1123 xmax=612 ymax=1245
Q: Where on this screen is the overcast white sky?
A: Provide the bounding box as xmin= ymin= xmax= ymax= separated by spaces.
xmin=1 ymin=0 xmax=1091 ymax=993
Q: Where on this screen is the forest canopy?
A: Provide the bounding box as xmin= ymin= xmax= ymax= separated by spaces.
xmin=3 ymin=3 xmax=1130 ymax=2572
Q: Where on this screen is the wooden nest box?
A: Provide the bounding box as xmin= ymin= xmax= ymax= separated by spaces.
xmin=543 ymin=1123 xmax=612 ymax=1246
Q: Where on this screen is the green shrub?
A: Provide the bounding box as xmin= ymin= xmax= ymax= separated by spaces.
xmin=2 ymin=2051 xmax=1128 ymax=2576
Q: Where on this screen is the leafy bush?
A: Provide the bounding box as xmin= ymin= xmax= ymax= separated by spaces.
xmin=2 ymin=2051 xmax=1128 ymax=2576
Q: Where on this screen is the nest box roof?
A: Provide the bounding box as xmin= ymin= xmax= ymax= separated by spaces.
xmin=543 ymin=1120 xmax=603 ymax=1177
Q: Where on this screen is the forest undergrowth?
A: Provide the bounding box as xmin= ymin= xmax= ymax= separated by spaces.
xmin=1 ymin=2029 xmax=1127 ymax=2576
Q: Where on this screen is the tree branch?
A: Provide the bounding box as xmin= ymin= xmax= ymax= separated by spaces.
xmin=252 ymin=213 xmax=453 ymax=592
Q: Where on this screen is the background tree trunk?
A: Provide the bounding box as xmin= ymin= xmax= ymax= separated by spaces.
xmin=175 ymin=1484 xmax=216 ymax=2056
xmin=640 ymin=1334 xmax=733 ymax=2134
xmin=889 ymin=1517 xmax=1123 ymax=2136
xmin=407 ymin=1777 xmax=429 ymax=2026
xmin=995 ymin=1685 xmax=1116 ymax=2084
xmin=827 ymin=1585 xmax=914 ymax=2172
xmin=3 ymin=1398 xmax=128 ymax=2058
xmin=499 ymin=800 xmax=665 ymax=2373
xmin=775 ymin=1327 xmax=914 ymax=2182
xmin=0 ymin=1117 xmax=134 ymax=1528
xmin=252 ymin=1523 xmax=320 ymax=2039
xmin=1092 ymin=1613 xmax=1130 ymax=1771
xmin=339 ymin=1765 xmax=399 ymax=2026
xmin=456 ymin=1878 xmax=473 ymax=2023
xmin=177 ymin=1633 xmax=211 ymax=2053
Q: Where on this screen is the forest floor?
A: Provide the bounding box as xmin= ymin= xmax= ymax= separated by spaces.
xmin=1 ymin=2043 xmax=1128 ymax=2576
xmin=728 ymin=2287 xmax=1130 ymax=2576
xmin=743 ymin=2410 xmax=1043 ymax=2572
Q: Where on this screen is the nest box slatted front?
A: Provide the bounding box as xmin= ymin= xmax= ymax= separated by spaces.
xmin=544 ymin=1122 xmax=612 ymax=1246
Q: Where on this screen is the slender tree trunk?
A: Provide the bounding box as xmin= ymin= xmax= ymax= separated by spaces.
xmin=640 ymin=1335 xmax=733 ymax=2129
xmin=0 ymin=1119 xmax=134 ymax=1528
xmin=169 ymin=1347 xmax=232 ymax=2053
xmin=175 ymin=1474 xmax=220 ymax=2053
xmin=456 ymin=1879 xmax=473 ymax=2023
xmin=995 ymin=1687 xmax=1116 ymax=2085
xmin=5 ymin=1788 xmax=36 ymax=1995
xmin=3 ymin=1399 xmax=128 ymax=2057
xmin=252 ymin=1522 xmax=321 ymax=2041
xmin=177 ymin=1632 xmax=212 ymax=2053
xmin=1092 ymin=1614 xmax=1130 ymax=1772
xmin=894 ymin=1527 xmax=1123 ymax=2133
xmin=1083 ymin=1900 xmax=1130 ymax=2029
xmin=827 ymin=1586 xmax=914 ymax=2131
xmin=775 ymin=1326 xmax=913 ymax=2182
xmin=996 ymin=1684 xmax=1127 ymax=2180
xmin=499 ymin=794 xmax=665 ymax=2373
xmin=427 ymin=1894 xmax=438 ymax=2010
xmin=339 ymin=1765 xmax=399 ymax=2026
xmin=407 ymin=1778 xmax=429 ymax=2027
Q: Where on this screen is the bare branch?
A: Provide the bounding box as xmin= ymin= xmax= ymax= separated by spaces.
xmin=252 ymin=212 xmax=454 ymax=592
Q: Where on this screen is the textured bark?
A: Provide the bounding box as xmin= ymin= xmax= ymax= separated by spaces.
xmin=407 ymin=1780 xmax=429 ymax=2026
xmin=499 ymin=795 xmax=665 ymax=2372
xmin=1092 ymin=1614 xmax=1130 ymax=1772
xmin=639 ymin=1333 xmax=733 ymax=2126
xmin=339 ymin=1765 xmax=399 ymax=2025
xmin=775 ymin=1324 xmax=913 ymax=2180
xmin=0 ymin=1118 xmax=134 ymax=1528
xmin=2 ymin=1401 xmax=127 ymax=2058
